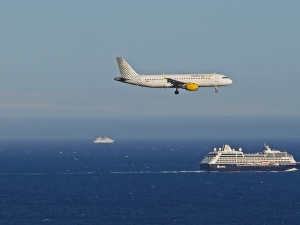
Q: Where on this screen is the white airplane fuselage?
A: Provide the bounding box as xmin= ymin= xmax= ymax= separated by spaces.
xmin=127 ymin=74 xmax=231 ymax=88
xmin=114 ymin=57 xmax=232 ymax=94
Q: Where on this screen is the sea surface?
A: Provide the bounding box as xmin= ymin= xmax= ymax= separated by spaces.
xmin=0 ymin=138 xmax=299 ymax=225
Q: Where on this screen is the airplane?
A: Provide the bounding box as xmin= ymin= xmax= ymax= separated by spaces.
xmin=114 ymin=57 xmax=232 ymax=95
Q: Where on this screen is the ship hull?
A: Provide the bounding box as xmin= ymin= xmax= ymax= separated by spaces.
xmin=200 ymin=163 xmax=300 ymax=172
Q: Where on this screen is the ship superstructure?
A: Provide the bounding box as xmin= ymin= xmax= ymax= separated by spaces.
xmin=93 ymin=137 xmax=114 ymax=144
xmin=200 ymin=144 xmax=299 ymax=172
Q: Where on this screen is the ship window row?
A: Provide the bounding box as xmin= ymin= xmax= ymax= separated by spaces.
xmin=217 ymin=158 xmax=291 ymax=161
xmin=218 ymin=158 xmax=291 ymax=161
xmin=216 ymin=160 xmax=291 ymax=164
xmin=262 ymin=158 xmax=290 ymax=161
xmin=265 ymin=153 xmax=288 ymax=157
xmin=217 ymin=160 xmax=237 ymax=162
xmin=220 ymin=154 xmax=243 ymax=156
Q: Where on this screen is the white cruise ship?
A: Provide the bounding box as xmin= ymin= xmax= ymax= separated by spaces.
xmin=93 ymin=137 xmax=114 ymax=144
xmin=200 ymin=144 xmax=299 ymax=172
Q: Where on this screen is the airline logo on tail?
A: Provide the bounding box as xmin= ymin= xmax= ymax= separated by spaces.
xmin=115 ymin=57 xmax=145 ymax=86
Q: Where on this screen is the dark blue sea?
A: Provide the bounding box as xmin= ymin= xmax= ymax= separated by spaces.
xmin=0 ymin=139 xmax=300 ymax=225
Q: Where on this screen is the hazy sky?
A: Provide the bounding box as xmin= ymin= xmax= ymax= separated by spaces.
xmin=1 ymin=0 xmax=300 ymax=139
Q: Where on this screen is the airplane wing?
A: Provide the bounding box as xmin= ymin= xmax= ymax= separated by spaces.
xmin=165 ymin=77 xmax=187 ymax=87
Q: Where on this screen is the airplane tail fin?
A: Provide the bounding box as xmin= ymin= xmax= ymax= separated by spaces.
xmin=116 ymin=57 xmax=139 ymax=79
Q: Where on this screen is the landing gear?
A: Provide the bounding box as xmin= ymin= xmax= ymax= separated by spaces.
xmin=214 ymin=86 xmax=218 ymax=93
xmin=174 ymin=87 xmax=179 ymax=95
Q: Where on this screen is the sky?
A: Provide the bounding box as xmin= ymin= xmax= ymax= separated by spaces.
xmin=0 ymin=0 xmax=300 ymax=139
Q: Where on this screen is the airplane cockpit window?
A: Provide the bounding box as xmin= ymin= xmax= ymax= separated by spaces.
xmin=222 ymin=76 xmax=228 ymax=79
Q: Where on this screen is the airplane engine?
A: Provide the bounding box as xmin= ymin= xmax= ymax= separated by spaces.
xmin=185 ymin=83 xmax=199 ymax=91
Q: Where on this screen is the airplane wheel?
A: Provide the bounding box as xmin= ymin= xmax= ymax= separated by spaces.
xmin=175 ymin=90 xmax=179 ymax=95
xmin=214 ymin=86 xmax=218 ymax=93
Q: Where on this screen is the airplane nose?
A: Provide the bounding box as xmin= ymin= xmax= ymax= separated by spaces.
xmin=228 ymin=79 xmax=233 ymax=84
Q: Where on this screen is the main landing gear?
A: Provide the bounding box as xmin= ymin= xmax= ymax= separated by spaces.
xmin=215 ymin=86 xmax=218 ymax=93
xmin=174 ymin=88 xmax=179 ymax=95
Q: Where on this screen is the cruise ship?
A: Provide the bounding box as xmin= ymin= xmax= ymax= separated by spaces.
xmin=200 ymin=144 xmax=300 ymax=172
xmin=93 ymin=137 xmax=114 ymax=144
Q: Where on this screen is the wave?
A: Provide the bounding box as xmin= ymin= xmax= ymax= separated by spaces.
xmin=0 ymin=171 xmax=204 ymax=175
xmin=111 ymin=170 xmax=204 ymax=174
xmin=285 ymin=168 xmax=298 ymax=172
xmin=0 ymin=172 xmax=96 ymax=175
xmin=2 ymin=168 xmax=298 ymax=175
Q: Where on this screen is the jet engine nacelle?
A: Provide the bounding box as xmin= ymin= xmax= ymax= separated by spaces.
xmin=185 ymin=83 xmax=199 ymax=91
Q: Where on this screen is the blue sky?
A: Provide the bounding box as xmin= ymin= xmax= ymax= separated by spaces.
xmin=0 ymin=0 xmax=300 ymax=139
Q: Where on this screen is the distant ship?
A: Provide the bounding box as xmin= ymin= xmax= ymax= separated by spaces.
xmin=200 ymin=144 xmax=300 ymax=172
xmin=93 ymin=137 xmax=114 ymax=144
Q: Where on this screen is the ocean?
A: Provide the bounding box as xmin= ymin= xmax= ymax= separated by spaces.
xmin=0 ymin=139 xmax=299 ymax=225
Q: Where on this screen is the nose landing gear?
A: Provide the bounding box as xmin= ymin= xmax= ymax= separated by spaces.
xmin=174 ymin=88 xmax=179 ymax=95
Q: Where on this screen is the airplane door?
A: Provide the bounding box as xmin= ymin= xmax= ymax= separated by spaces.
xmin=214 ymin=75 xmax=220 ymax=83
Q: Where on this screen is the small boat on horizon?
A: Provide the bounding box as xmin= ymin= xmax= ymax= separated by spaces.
xmin=93 ymin=136 xmax=114 ymax=144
